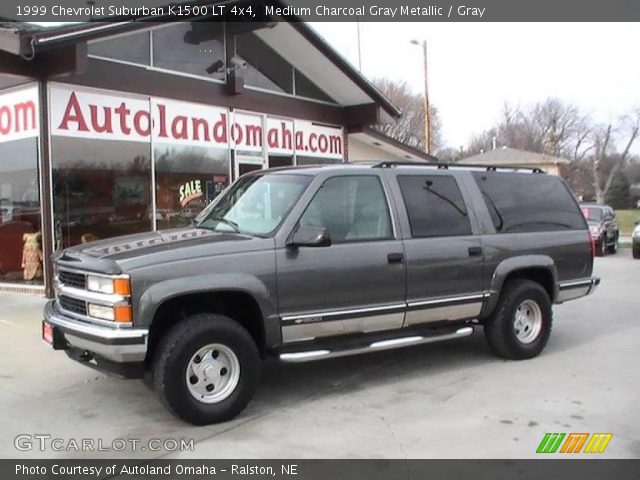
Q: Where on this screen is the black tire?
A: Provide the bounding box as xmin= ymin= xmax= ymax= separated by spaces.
xmin=595 ymin=237 xmax=607 ymax=257
xmin=607 ymin=234 xmax=618 ymax=254
xmin=484 ymin=279 xmax=553 ymax=360
xmin=633 ymin=248 xmax=640 ymax=259
xmin=152 ymin=313 xmax=260 ymax=425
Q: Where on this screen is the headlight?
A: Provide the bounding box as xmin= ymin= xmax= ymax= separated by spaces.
xmin=86 ymin=275 xmax=131 ymax=296
xmin=87 ymin=303 xmax=132 ymax=323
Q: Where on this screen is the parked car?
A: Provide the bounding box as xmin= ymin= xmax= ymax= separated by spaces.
xmin=580 ymin=203 xmax=619 ymax=256
xmin=632 ymin=220 xmax=640 ymax=259
xmin=43 ymin=163 xmax=598 ymax=425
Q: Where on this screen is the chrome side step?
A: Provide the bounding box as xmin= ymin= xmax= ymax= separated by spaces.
xmin=279 ymin=326 xmax=474 ymax=363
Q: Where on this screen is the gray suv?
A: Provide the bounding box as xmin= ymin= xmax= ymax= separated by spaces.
xmin=43 ymin=162 xmax=599 ymax=425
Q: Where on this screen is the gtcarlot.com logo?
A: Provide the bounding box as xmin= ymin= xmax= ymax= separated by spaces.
xmin=14 ymin=434 xmax=195 ymax=453
xmin=536 ymin=432 xmax=613 ymax=454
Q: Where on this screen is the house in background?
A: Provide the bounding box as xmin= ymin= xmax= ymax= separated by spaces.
xmin=458 ymin=147 xmax=569 ymax=176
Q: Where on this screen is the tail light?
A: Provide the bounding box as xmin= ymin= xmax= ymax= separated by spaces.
xmin=589 ymin=235 xmax=596 ymax=258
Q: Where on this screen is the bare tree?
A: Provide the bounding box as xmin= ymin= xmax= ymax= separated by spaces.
xmin=372 ymin=78 xmax=442 ymax=153
xmin=590 ymin=110 xmax=640 ymax=204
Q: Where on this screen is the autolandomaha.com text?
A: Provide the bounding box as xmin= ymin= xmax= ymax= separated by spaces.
xmin=16 ymin=464 xmax=282 ymax=476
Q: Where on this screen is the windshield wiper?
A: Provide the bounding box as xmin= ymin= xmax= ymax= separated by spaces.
xmin=199 ymin=217 xmax=240 ymax=233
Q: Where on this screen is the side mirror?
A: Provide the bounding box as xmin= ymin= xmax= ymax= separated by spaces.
xmin=287 ymin=225 xmax=331 ymax=248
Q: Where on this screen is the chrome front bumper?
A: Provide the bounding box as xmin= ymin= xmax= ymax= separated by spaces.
xmin=557 ymin=277 xmax=600 ymax=303
xmin=43 ymin=300 xmax=148 ymax=363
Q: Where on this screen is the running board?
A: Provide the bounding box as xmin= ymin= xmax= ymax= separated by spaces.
xmin=279 ymin=326 xmax=474 ymax=363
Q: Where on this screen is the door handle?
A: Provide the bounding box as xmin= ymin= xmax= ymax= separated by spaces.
xmin=387 ymin=253 xmax=404 ymax=264
xmin=468 ymin=246 xmax=483 ymax=257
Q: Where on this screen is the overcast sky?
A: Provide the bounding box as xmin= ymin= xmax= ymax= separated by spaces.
xmin=311 ymin=22 xmax=640 ymax=152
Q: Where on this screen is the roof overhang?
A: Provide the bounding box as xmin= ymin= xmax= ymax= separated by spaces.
xmin=350 ymin=127 xmax=437 ymax=163
xmin=0 ymin=1 xmax=401 ymax=120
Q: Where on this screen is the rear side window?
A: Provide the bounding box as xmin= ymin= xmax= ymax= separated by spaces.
xmin=398 ymin=175 xmax=472 ymax=238
xmin=472 ymin=172 xmax=586 ymax=233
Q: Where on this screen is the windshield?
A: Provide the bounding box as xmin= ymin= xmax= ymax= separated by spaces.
xmin=581 ymin=207 xmax=603 ymax=222
xmin=197 ymin=174 xmax=311 ymax=236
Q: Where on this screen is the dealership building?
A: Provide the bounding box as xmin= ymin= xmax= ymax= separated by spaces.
xmin=0 ymin=14 xmax=432 ymax=294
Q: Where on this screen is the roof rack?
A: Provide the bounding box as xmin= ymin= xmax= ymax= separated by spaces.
xmin=372 ymin=161 xmax=545 ymax=174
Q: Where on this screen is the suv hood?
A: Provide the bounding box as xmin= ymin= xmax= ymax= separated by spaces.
xmin=56 ymin=228 xmax=270 ymax=273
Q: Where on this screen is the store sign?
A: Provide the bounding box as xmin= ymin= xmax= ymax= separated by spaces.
xmin=179 ymin=179 xmax=203 ymax=207
xmin=50 ymin=85 xmax=343 ymax=159
xmin=0 ymin=86 xmax=39 ymax=144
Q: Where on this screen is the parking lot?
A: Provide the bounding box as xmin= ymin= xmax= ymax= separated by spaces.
xmin=1 ymin=251 xmax=638 ymax=459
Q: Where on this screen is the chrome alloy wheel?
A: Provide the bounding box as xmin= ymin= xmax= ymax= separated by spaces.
xmin=185 ymin=344 xmax=241 ymax=404
xmin=513 ymin=299 xmax=543 ymax=344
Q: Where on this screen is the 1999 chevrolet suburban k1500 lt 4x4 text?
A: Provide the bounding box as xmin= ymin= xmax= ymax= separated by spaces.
xmin=43 ymin=162 xmax=599 ymax=425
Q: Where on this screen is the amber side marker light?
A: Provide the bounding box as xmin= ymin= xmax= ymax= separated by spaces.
xmin=114 ymin=305 xmax=133 ymax=323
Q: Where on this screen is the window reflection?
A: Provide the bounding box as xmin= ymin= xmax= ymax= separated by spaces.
xmin=0 ymin=137 xmax=41 ymax=284
xmin=51 ymin=137 xmax=152 ymax=249
xmin=154 ymin=144 xmax=229 ymax=230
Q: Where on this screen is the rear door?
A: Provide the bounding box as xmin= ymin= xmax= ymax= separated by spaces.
xmin=390 ymin=171 xmax=486 ymax=326
xmin=275 ymin=173 xmax=407 ymax=344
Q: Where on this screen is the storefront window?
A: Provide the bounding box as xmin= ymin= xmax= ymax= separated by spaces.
xmin=153 ymin=22 xmax=225 ymax=81
xmin=235 ymin=32 xmax=293 ymax=94
xmin=154 ymin=144 xmax=230 ymax=230
xmin=51 ymin=137 xmax=152 ymax=249
xmin=0 ymin=138 xmax=41 ymax=284
xmin=88 ymin=31 xmax=151 ymax=65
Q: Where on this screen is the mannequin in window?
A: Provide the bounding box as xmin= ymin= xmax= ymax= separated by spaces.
xmin=21 ymin=232 xmax=43 ymax=282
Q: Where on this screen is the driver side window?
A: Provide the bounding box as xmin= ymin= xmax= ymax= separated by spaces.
xmin=298 ymin=176 xmax=393 ymax=243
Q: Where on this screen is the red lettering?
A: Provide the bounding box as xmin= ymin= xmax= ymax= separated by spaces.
xmin=295 ymin=131 xmax=304 ymax=150
xmin=318 ymin=134 xmax=328 ymax=152
xmin=89 ymin=105 xmax=113 ymax=133
xmin=0 ymin=106 xmax=11 ymax=135
xmin=58 ymin=92 xmax=89 ymax=132
xmin=133 ymin=110 xmax=151 ymax=136
xmin=281 ymin=122 xmax=292 ymax=150
xmin=213 ymin=113 xmax=227 ymax=143
xmin=14 ymin=101 xmax=36 ymax=133
xmin=171 ymin=116 xmax=188 ymax=139
xmin=191 ymin=118 xmax=211 ymax=142
xmin=156 ymin=104 xmax=168 ymax=138
xmin=244 ymin=124 xmax=262 ymax=147
xmin=114 ymin=103 xmax=131 ymax=135
xmin=231 ymin=123 xmax=243 ymax=145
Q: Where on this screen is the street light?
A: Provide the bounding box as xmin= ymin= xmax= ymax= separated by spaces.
xmin=410 ymin=39 xmax=431 ymax=154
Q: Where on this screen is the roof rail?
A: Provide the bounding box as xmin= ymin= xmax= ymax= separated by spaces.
xmin=372 ymin=161 xmax=545 ymax=174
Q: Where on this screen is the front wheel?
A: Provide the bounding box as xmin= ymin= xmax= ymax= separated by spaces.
xmin=484 ymin=279 xmax=553 ymax=360
xmin=595 ymin=237 xmax=607 ymax=257
xmin=152 ymin=313 xmax=260 ymax=425
xmin=607 ymin=234 xmax=618 ymax=254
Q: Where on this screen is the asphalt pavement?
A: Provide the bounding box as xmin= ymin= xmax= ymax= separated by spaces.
xmin=0 ymin=250 xmax=638 ymax=459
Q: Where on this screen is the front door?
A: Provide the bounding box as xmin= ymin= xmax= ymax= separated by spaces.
xmin=276 ymin=174 xmax=406 ymax=344
xmin=392 ymin=173 xmax=486 ymax=326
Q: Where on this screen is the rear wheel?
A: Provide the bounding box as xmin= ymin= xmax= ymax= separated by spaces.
xmin=633 ymin=247 xmax=640 ymax=259
xmin=152 ymin=313 xmax=260 ymax=425
xmin=484 ymin=279 xmax=552 ymax=360
xmin=595 ymin=236 xmax=607 ymax=257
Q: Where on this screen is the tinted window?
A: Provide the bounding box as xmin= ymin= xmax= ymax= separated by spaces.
xmin=472 ymin=172 xmax=586 ymax=233
xmin=398 ymin=175 xmax=472 ymax=238
xmin=299 ymin=176 xmax=392 ymax=243
xmin=88 ymin=31 xmax=150 ymax=65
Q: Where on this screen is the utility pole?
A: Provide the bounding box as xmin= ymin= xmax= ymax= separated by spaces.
xmin=411 ymin=39 xmax=431 ymax=154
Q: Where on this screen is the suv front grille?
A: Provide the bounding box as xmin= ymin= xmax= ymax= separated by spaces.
xmin=58 ymin=270 xmax=86 ymax=289
xmin=58 ymin=295 xmax=88 ymax=316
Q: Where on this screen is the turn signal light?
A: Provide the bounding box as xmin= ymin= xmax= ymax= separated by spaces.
xmin=113 ymin=278 xmax=131 ymax=296
xmin=114 ymin=305 xmax=133 ymax=323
